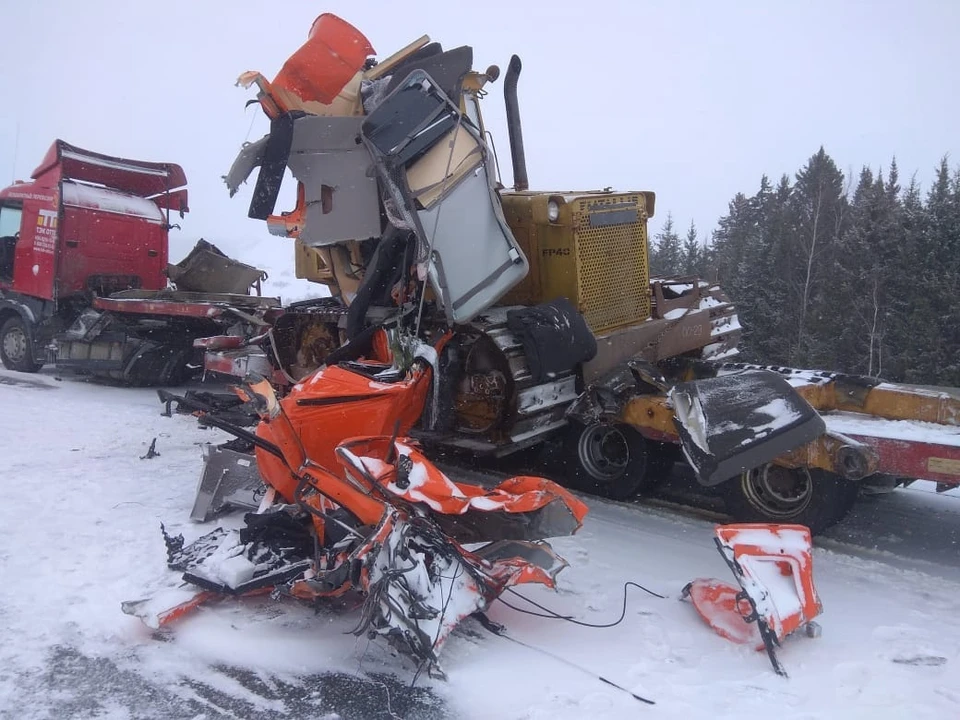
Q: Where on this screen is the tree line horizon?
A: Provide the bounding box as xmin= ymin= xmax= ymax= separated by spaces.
xmin=649 ymin=148 xmax=959 ymax=387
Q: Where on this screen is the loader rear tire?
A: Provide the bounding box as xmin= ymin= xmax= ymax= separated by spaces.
xmin=0 ymin=316 xmax=43 ymax=373
xmin=566 ymin=422 xmax=650 ymax=501
xmin=722 ymin=465 xmax=858 ymax=535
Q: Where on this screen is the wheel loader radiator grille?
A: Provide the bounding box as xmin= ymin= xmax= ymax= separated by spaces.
xmin=573 ymin=196 xmax=651 ymax=333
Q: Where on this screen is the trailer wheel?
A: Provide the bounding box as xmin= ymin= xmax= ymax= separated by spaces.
xmin=722 ymin=465 xmax=858 ymax=535
xmin=645 ymin=442 xmax=683 ymax=487
xmin=566 ymin=422 xmax=649 ymax=501
xmin=0 ymin=316 xmax=43 ymax=373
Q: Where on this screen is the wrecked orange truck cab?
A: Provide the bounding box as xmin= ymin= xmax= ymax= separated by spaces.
xmin=130 ymin=332 xmax=587 ymax=674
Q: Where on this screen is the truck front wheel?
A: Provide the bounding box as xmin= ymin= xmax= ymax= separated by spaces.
xmin=722 ymin=464 xmax=858 ymax=535
xmin=0 ymin=316 xmax=43 ymax=373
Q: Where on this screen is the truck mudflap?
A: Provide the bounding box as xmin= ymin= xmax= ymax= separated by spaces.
xmin=670 ymin=369 xmax=826 ymax=486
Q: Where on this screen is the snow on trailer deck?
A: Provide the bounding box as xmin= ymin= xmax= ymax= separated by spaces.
xmin=1 ymin=369 xmax=959 ymax=719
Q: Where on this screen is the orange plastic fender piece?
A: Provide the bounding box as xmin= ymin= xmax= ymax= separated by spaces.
xmin=684 ymin=523 xmax=822 ymax=662
xmin=714 ymin=523 xmax=822 ymax=643
xmin=272 ymin=13 xmax=374 ymax=106
xmin=684 ymin=578 xmax=764 ymax=649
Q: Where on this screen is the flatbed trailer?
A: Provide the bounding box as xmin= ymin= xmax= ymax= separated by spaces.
xmin=769 ymin=367 xmax=959 ymax=491
xmin=616 ymin=363 xmax=959 ymax=531
xmin=56 ymin=290 xmax=281 ymax=384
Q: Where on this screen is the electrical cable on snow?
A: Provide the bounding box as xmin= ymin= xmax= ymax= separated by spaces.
xmin=500 ymin=581 xmax=666 ymax=629
xmin=474 ymin=613 xmax=655 ymax=706
xmin=372 ymin=677 xmax=403 ymax=720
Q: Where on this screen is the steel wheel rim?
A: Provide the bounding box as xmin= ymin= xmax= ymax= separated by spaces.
xmin=578 ymin=424 xmax=630 ymax=482
xmin=2 ymin=325 xmax=27 ymax=363
xmin=742 ymin=465 xmax=814 ymax=517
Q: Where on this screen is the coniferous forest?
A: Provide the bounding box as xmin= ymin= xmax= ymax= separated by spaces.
xmin=649 ymin=149 xmax=960 ymax=387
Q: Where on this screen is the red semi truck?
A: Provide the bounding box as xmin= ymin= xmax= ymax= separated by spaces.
xmin=0 ymin=140 xmax=276 ymax=383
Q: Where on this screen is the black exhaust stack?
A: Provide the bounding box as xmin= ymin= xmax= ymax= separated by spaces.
xmin=504 ymin=54 xmax=529 ymax=192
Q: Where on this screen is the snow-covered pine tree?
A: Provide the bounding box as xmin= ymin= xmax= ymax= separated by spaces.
xmin=650 ymin=212 xmax=683 ymax=276
xmin=681 ymin=220 xmax=702 ymax=275
xmin=785 ymin=147 xmax=848 ymax=367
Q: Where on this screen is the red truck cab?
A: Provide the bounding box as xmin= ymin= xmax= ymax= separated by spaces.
xmin=0 ymin=140 xmax=187 ymax=371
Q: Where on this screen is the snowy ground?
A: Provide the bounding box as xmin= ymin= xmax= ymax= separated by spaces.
xmin=1 ymin=369 xmax=959 ymax=719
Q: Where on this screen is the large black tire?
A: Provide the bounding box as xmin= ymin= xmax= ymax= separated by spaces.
xmin=645 ymin=442 xmax=683 ymax=487
xmin=722 ymin=465 xmax=858 ymax=535
xmin=565 ymin=422 xmax=650 ymax=501
xmin=0 ymin=316 xmax=43 ymax=373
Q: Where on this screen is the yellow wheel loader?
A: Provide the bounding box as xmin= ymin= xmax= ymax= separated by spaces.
xmin=198 ymin=18 xmax=958 ymax=534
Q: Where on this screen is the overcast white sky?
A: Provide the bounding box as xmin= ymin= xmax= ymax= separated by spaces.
xmin=2 ymin=0 xmax=957 ymax=265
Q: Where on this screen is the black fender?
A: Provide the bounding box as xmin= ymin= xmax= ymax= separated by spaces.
xmin=0 ymin=292 xmax=55 ymax=349
xmin=0 ymin=296 xmax=39 ymax=328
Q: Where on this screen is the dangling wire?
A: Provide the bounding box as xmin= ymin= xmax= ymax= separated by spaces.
xmin=243 ymin=101 xmax=260 ymax=145
xmin=499 ymin=581 xmax=666 ymax=629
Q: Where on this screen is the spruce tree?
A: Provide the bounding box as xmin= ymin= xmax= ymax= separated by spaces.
xmin=681 ymin=221 xmax=702 ymax=275
xmin=748 ymin=174 xmax=794 ymax=364
xmin=785 ymin=147 xmax=849 ymax=367
xmin=651 ymin=213 xmax=683 ymax=276
xmin=925 ymin=158 xmax=960 ymax=385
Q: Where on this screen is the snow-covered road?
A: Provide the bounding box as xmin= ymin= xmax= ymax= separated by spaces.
xmin=1 ymin=370 xmax=958 ymax=719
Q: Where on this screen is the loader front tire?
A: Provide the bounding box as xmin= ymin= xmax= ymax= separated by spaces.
xmin=0 ymin=316 xmax=43 ymax=373
xmin=566 ymin=422 xmax=650 ymax=501
xmin=722 ymin=465 xmax=858 ymax=535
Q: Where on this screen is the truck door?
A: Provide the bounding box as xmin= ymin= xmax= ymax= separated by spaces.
xmin=0 ymin=199 xmax=57 ymax=300
xmin=0 ymin=204 xmax=21 ymax=282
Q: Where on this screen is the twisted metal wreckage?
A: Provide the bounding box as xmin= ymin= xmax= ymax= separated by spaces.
xmin=124 ymin=14 xmax=825 ymax=680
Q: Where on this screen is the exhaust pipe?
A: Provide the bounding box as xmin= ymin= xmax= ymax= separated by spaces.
xmin=503 ymin=54 xmax=529 ymax=192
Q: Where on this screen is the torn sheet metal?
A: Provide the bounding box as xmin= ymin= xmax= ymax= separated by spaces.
xmin=670 ymin=369 xmax=826 ymax=486
xmin=416 ymin=142 xmax=528 ymax=324
xmin=405 ymin=124 xmax=483 ymax=210
xmin=336 ymin=435 xmax=586 ymax=542
xmin=285 ymin=116 xmax=382 ymax=246
xmin=190 ymin=443 xmax=265 ymax=522
xmin=131 ymin=332 xmax=586 ymax=673
xmin=166 ymin=239 xmax=265 ymax=295
xmin=682 ymin=523 xmax=823 ymax=676
xmin=224 ymin=136 xmax=267 ymax=198
xmin=359 ymin=68 xmax=529 ymax=323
